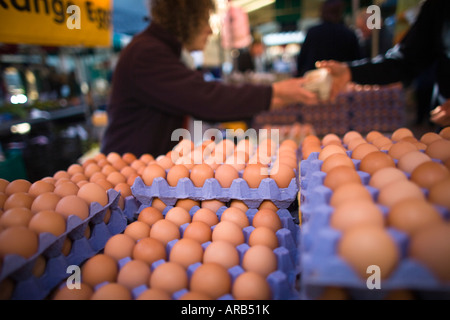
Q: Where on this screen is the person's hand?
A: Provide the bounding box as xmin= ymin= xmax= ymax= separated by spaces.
xmin=315 ymin=60 xmax=352 ymax=102
xmin=430 ymin=99 xmax=450 ymax=128
xmin=270 ymin=78 xmax=318 ymax=110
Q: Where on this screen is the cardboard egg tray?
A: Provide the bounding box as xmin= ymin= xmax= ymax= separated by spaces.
xmin=131 ymin=173 xmax=299 ymax=210
xmin=298 ymin=150 xmax=450 ymax=299
xmin=1 ymin=189 xmax=128 ymax=300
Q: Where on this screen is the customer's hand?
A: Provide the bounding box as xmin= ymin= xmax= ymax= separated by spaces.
xmin=431 ymin=99 xmax=450 ymax=128
xmin=315 ymin=60 xmax=352 ymax=102
xmin=270 ymin=78 xmax=318 ymax=110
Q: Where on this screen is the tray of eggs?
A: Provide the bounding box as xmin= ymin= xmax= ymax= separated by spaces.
xmin=0 ymin=177 xmax=128 ymax=300
xmin=48 ymin=198 xmax=302 ymax=300
xmin=297 ymin=127 xmax=450 ymax=300
xmin=131 ymin=138 xmax=300 ymax=211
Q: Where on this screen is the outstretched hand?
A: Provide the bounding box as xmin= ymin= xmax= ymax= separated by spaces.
xmin=315 ymin=60 xmax=352 ymax=102
xmin=431 ymin=99 xmax=450 ymax=128
xmin=270 ymin=78 xmax=319 ymax=110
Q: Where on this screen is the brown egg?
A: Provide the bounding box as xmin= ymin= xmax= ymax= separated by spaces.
xmin=320 ymin=153 xmax=355 ymax=173
xmin=28 ymin=180 xmax=55 ymax=197
xmin=101 ymin=164 xmax=117 ymax=177
xmin=106 ymin=171 xmax=126 ymax=186
xmin=397 ymin=151 xmax=432 ymax=174
xmin=0 ymin=192 xmax=6 ymax=209
xmin=338 ymin=225 xmax=399 ymax=280
xmin=242 ymin=245 xmax=277 ymax=277
xmin=70 ymin=173 xmax=88 ymax=185
xmin=53 ymin=170 xmax=71 ymax=181
xmin=142 ymin=164 xmax=166 ymax=186
xmin=351 ymin=143 xmax=379 ymax=160
xmin=369 ymin=167 xmax=408 ymax=190
xmin=0 ymin=207 xmax=33 ymax=228
xmin=230 ymin=199 xmax=249 ymax=213
xmin=175 ymin=199 xmax=200 ymax=212
xmin=151 ymin=198 xmax=167 ymax=212
xmin=420 ymin=132 xmax=443 ymax=146
xmin=67 ymin=163 xmax=84 ymax=176
xmin=3 ymin=192 xmax=34 ymax=210
xmin=165 ymin=207 xmax=192 ymax=227
xmin=323 ymin=166 xmax=362 ymax=191
xmin=0 ymin=226 xmax=38 ymax=259
xmin=190 ymin=262 xmax=231 ymax=299
xmin=281 ymin=139 xmax=298 ymax=151
xmin=252 ymin=209 xmax=282 ymax=232
xmin=55 ymin=195 xmax=90 ymax=221
xmin=388 ymin=198 xmax=443 ymax=236
xmin=316 ymin=287 xmax=350 ymax=300
xmin=91 ymin=179 xmax=112 ymax=193
xmin=150 ymin=261 xmax=188 ymax=295
xmin=81 ymin=254 xmax=118 ymax=288
xmin=190 ymin=164 xmax=215 ymax=188
xmin=104 ymin=233 xmax=136 ymax=261
xmin=258 ymin=200 xmax=279 ymax=212
xmin=242 ymin=164 xmax=269 ymax=188
xmin=248 ymin=227 xmax=279 ymax=250
xmin=53 ymin=181 xmax=79 ymax=197
xmin=182 ymin=221 xmax=212 ymax=244
xmin=61 ymin=237 xmax=72 ymax=256
xmin=330 ymin=200 xmax=385 ymax=232
xmin=428 ymin=178 xmax=450 ymax=209
xmin=425 ymin=139 xmax=450 ymax=162
xmin=31 ymin=192 xmax=61 ymax=213
xmin=90 ymin=283 xmax=132 ymax=300
xmin=111 ymin=158 xmax=128 ymax=171
xmin=140 ymin=153 xmax=155 ymax=164
xmin=117 ymin=259 xmax=151 ymax=290
xmin=372 ymin=136 xmax=392 ymax=150
xmin=28 ymin=210 xmax=67 ymax=236
xmin=149 ymin=219 xmax=180 ymax=246
xmin=318 ymin=145 xmax=346 ymax=161
xmin=138 ymin=207 xmax=164 ymax=227
xmin=203 ymin=241 xmax=239 ymax=269
xmin=303 ymin=135 xmax=321 ymax=146
xmin=179 ymin=291 xmax=213 ymax=300
xmin=166 ymin=164 xmax=190 ymax=187
xmin=132 ymin=237 xmax=166 ymax=265
xmin=84 ymin=163 xmax=102 ymax=179
xmin=439 ymin=127 xmax=450 ymax=139
xmin=77 ymin=182 xmax=108 ymax=207
xmin=343 ymin=131 xmax=363 ymax=146
xmin=411 ymin=161 xmax=449 ymax=189
xmin=201 ymin=200 xmax=226 ymax=213
xmin=169 ymin=238 xmax=204 ymax=269
xmin=388 ymin=141 xmax=418 ymax=160
xmin=330 ymin=183 xmax=373 ymax=208
xmin=366 ymin=131 xmax=384 ymax=143
xmin=212 ymin=221 xmax=245 ymax=246
xmin=220 ymin=207 xmax=250 ymax=229
xmin=155 ymin=156 xmax=174 ymax=171
xmin=322 ymin=133 xmax=342 ymax=147
xmin=359 ymin=151 xmax=396 ymax=175
xmin=136 ymin=288 xmax=172 ymax=300
xmin=124 ymin=221 xmax=151 ymax=241
xmin=192 ymin=208 xmax=219 ymax=227
xmin=302 ymin=144 xmax=322 ymax=160
xmin=114 ymin=182 xmax=132 ymax=199
xmin=52 ymin=283 xmax=94 ymax=300
xmin=0 ymin=179 xmax=10 ymax=193
xmin=269 ymin=163 xmax=295 ymax=188
xmin=122 ymin=152 xmax=137 ymax=164
xmin=378 ymin=180 xmax=425 ymax=208
xmin=391 ymin=128 xmax=414 ymax=142
xmin=105 ymin=152 xmax=121 ymax=164
xmin=347 ymin=138 xmax=367 ymax=151
xmin=232 ymin=271 xmax=272 ymax=300
xmin=409 ymin=223 xmax=450 ymax=282
xmin=214 ymin=164 xmax=239 ymax=188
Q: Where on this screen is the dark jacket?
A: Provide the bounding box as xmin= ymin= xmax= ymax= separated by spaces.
xmin=349 ymin=0 xmax=450 ymax=103
xmin=101 ymin=23 xmax=272 ymax=158
xmin=297 ymin=21 xmax=361 ymax=77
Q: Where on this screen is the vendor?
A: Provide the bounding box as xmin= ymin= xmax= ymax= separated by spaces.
xmin=317 ymin=0 xmax=450 ymax=128
xmin=101 ymin=0 xmax=318 ymax=158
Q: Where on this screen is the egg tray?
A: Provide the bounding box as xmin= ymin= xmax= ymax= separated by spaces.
xmin=1 ymin=189 xmax=128 ymax=300
xmin=297 ymin=153 xmax=450 ymax=299
xmin=131 ymin=174 xmax=299 ymax=211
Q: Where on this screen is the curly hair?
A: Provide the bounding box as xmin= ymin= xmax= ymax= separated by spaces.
xmin=150 ymin=0 xmax=215 ymax=46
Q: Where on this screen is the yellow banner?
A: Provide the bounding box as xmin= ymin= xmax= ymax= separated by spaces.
xmin=0 ymin=0 xmax=112 ymax=47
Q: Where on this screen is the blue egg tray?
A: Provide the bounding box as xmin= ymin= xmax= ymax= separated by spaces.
xmin=1 ymin=189 xmax=128 ymax=300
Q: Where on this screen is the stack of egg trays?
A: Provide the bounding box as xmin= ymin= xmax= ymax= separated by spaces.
xmin=131 ymin=172 xmax=299 ymax=211
xmin=98 ymin=204 xmax=301 ymax=300
xmin=298 ymin=150 xmax=450 ymax=300
xmin=1 ymin=189 xmax=128 ymax=300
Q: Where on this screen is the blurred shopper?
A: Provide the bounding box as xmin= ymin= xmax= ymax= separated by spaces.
xmin=101 ymin=0 xmax=318 ymax=157
xmin=296 ymin=0 xmax=360 ymax=77
xmin=355 ymin=7 xmax=393 ymax=59
xmin=317 ymin=0 xmax=450 ymax=128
